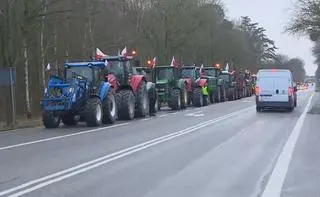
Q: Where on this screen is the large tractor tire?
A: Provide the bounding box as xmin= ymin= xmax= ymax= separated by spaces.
xmin=43 ymin=111 xmax=60 ymax=128
xmin=149 ymin=88 xmax=159 ymax=114
xmin=192 ymin=88 xmax=203 ymax=107
xmin=136 ymin=81 xmax=149 ymax=117
xmin=170 ymin=89 xmax=181 ymax=110
xmin=181 ymin=87 xmax=188 ymax=109
xmin=215 ymin=86 xmax=221 ymax=103
xmin=61 ymin=112 xmax=78 ymax=126
xmin=149 ymin=97 xmax=159 ymax=114
xmin=221 ymin=88 xmax=227 ymax=102
xmin=85 ymin=97 xmax=103 ymax=127
xmin=102 ymin=90 xmax=117 ymax=124
xmin=118 ymin=90 xmax=135 ymax=120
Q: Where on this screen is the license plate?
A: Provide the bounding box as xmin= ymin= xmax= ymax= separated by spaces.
xmin=260 ymin=96 xmax=272 ymax=101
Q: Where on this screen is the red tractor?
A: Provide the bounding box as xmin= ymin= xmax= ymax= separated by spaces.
xmin=98 ymin=53 xmax=149 ymax=120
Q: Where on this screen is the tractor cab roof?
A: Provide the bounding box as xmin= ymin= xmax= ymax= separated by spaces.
xmin=64 ymin=61 xmax=106 ymax=68
xmin=182 ymin=65 xmax=196 ymax=69
xmin=99 ymin=55 xmax=134 ymax=62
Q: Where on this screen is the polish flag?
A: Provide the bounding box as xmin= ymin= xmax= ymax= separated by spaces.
xmin=152 ymin=57 xmax=157 ymax=68
xmin=96 ymin=48 xmax=106 ymax=59
xmin=199 ymin=64 xmax=204 ymax=73
xmin=121 ymin=46 xmax=128 ymax=56
xmin=170 ymin=56 xmax=178 ymax=68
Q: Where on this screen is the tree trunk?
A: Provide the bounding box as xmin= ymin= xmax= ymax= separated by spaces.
xmin=23 ymin=37 xmax=32 ymax=119
xmin=40 ymin=0 xmax=47 ymax=90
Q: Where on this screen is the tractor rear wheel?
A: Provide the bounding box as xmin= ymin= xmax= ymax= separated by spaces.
xmin=102 ymin=90 xmax=117 ymax=124
xmin=215 ymin=86 xmax=221 ymax=103
xmin=192 ymin=88 xmax=203 ymax=107
xmin=85 ymin=97 xmax=103 ymax=127
xmin=118 ymin=90 xmax=135 ymax=120
xmin=221 ymin=88 xmax=227 ymax=102
xmin=181 ymin=87 xmax=188 ymax=109
xmin=61 ymin=112 xmax=77 ymax=126
xmin=43 ymin=111 xmax=60 ymax=128
xmin=203 ymin=95 xmax=209 ymax=106
xmin=136 ymin=81 xmax=149 ymax=117
xmin=170 ymin=89 xmax=181 ymax=110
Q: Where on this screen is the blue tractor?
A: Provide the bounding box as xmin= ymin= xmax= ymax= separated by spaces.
xmin=40 ymin=61 xmax=117 ymax=128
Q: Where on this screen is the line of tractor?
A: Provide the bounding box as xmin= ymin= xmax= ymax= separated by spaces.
xmin=40 ymin=48 xmax=257 ymax=129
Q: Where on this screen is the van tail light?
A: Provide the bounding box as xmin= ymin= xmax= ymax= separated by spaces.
xmin=288 ymin=87 xmax=293 ymax=96
xmin=255 ymin=86 xmax=260 ymax=95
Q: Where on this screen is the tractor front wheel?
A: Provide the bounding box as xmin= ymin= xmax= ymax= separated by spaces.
xmin=181 ymin=87 xmax=188 ymax=109
xmin=43 ymin=111 xmax=60 ymax=128
xmin=118 ymin=90 xmax=135 ymax=120
xmin=102 ymin=90 xmax=117 ymax=124
xmin=136 ymin=81 xmax=149 ymax=117
xmin=85 ymin=97 xmax=103 ymax=127
xmin=170 ymin=89 xmax=181 ymax=110
xmin=192 ymin=88 xmax=203 ymax=107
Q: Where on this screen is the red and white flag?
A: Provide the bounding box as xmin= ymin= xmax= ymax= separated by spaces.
xmin=152 ymin=57 xmax=157 ymax=68
xmin=96 ymin=48 xmax=106 ymax=59
xmin=170 ymin=56 xmax=178 ymax=68
xmin=121 ymin=46 xmax=128 ymax=56
xmin=199 ymin=64 xmax=204 ymax=73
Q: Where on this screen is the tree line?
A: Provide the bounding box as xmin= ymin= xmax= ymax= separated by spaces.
xmin=0 ymin=0 xmax=306 ymax=121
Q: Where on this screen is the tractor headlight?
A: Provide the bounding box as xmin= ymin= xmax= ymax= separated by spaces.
xmin=68 ymin=87 xmax=74 ymax=93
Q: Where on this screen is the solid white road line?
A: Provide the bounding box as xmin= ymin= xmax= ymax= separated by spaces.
xmin=0 ymin=123 xmax=130 ymax=151
xmin=0 ymin=106 xmax=253 ymax=197
xmin=261 ymin=93 xmax=314 ymax=197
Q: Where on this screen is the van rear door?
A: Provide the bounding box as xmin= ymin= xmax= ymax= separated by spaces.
xmin=258 ymin=77 xmax=289 ymax=102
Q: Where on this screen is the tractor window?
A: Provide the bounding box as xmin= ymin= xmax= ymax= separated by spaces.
xmin=66 ymin=67 xmax=93 ymax=81
xmin=106 ymin=60 xmax=124 ymax=76
xmin=202 ymin=69 xmax=216 ymax=77
xmin=156 ymin=68 xmax=173 ymax=80
xmin=182 ymin=69 xmax=195 ymax=78
xmin=220 ymin=74 xmax=230 ymax=82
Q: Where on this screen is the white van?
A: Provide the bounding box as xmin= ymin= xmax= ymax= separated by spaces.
xmin=256 ymin=69 xmax=297 ymax=112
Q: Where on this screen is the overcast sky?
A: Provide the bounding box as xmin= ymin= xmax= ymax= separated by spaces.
xmin=223 ymin=0 xmax=316 ymax=76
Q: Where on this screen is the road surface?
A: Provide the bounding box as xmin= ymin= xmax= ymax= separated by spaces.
xmin=0 ymin=89 xmax=318 ymax=197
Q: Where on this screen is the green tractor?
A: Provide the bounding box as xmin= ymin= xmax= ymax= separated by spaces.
xmin=200 ymin=66 xmax=226 ymax=103
xmin=219 ymin=70 xmax=237 ymax=100
xmin=134 ymin=66 xmax=158 ymax=114
xmin=152 ymin=65 xmax=189 ymax=110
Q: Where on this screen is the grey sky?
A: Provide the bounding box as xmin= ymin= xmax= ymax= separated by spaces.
xmin=223 ymin=0 xmax=316 ymax=75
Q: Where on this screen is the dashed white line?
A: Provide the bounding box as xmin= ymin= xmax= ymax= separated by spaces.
xmin=158 ymin=114 xmax=168 ymax=118
xmin=139 ymin=118 xmax=151 ymax=122
xmin=0 ymin=123 xmax=130 ymax=151
xmin=261 ymin=93 xmax=314 ymax=197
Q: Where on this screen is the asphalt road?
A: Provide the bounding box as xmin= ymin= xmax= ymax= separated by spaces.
xmin=0 ymin=89 xmax=318 ymax=197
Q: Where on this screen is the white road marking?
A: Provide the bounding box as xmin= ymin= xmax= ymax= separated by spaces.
xmin=0 ymin=106 xmax=253 ymax=197
xmin=158 ymin=114 xmax=168 ymax=118
xmin=139 ymin=118 xmax=151 ymax=122
xmin=170 ymin=112 xmax=178 ymax=115
xmin=185 ymin=110 xmax=204 ymax=117
xmin=261 ymin=93 xmax=314 ymax=197
xmin=0 ymin=123 xmax=130 ymax=151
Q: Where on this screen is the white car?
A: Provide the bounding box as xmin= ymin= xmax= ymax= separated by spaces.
xmin=255 ymin=69 xmax=297 ymax=112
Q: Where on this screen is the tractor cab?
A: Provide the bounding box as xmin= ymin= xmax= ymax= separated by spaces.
xmin=182 ymin=66 xmax=197 ymax=80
